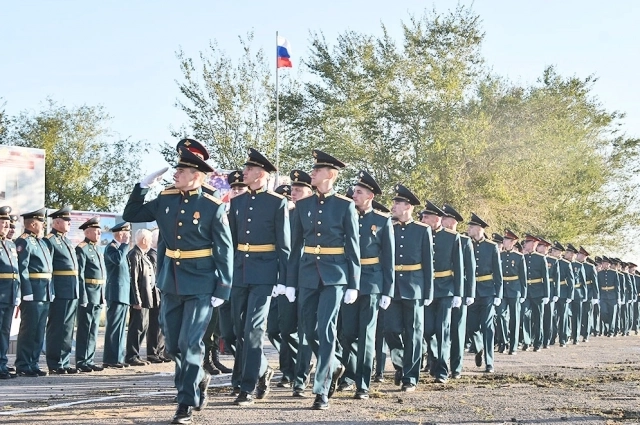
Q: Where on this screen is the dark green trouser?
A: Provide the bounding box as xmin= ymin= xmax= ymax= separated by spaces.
xmin=161 ymin=293 xmax=212 ymax=407
xmin=497 ymin=297 xmax=521 ymax=352
xmin=203 ymin=305 xmax=220 ymax=355
xmin=277 ymin=294 xmax=299 ymax=381
xmin=218 ymin=301 xmax=236 ymax=355
xmin=299 ymin=285 xmax=344 ymax=395
xmin=46 ymin=298 xmax=78 ymax=370
xmin=384 ymin=299 xmax=423 ymax=386
xmin=0 ymin=302 xmax=13 ymax=374
xmin=543 ymin=300 xmax=555 ymax=347
xmin=556 ymin=299 xmax=570 ymax=344
xmin=424 ymin=296 xmax=453 ymax=380
xmin=15 ymin=301 xmax=49 ymax=372
xmin=467 ymin=297 xmax=496 ymax=368
xmin=76 ymin=303 xmax=103 ymax=367
xmin=449 ymin=304 xmax=467 ymax=375
xmin=103 ymin=301 xmax=128 ymax=364
xmin=570 ymin=299 xmax=583 ymax=342
xmin=339 ymin=293 xmax=379 ymax=391
xmin=230 ymin=285 xmax=272 ymax=393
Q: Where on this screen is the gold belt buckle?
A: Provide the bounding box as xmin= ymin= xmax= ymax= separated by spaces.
xmin=174 ymin=249 xmax=181 ymax=259
xmin=314 ymin=245 xmax=321 ymax=254
xmin=398 ymin=265 xmax=403 ymax=271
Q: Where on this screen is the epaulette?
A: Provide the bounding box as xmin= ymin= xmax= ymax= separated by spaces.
xmin=532 ymin=251 xmax=545 ymax=257
xmin=19 ymin=233 xmax=29 ymax=239
xmin=46 ymin=233 xmax=55 ymax=239
xmin=164 ymin=184 xmax=176 ymax=190
xmin=160 ymin=188 xmax=180 ymax=195
xmin=413 ymin=221 xmax=430 ymax=228
xmin=482 ymin=238 xmax=496 ymax=245
xmin=203 ymin=193 xmax=222 ymax=205
xmin=373 ymin=209 xmax=391 ymax=218
xmin=334 ymin=193 xmax=353 ymax=202
xmin=202 ymin=183 xmax=217 ymax=194
xmin=110 ymin=241 xmax=118 ymax=248
xmin=443 ymin=227 xmax=457 ymax=235
xmin=77 ymin=241 xmax=87 ymax=248
xmin=266 ymin=190 xmax=285 ymax=200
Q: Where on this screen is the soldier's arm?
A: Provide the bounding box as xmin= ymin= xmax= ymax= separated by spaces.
xmin=15 ymin=238 xmax=33 ymax=298
xmin=463 ymin=239 xmax=477 ymax=298
xmin=286 ymin=205 xmax=302 ymax=288
xmin=567 ymin=265 xmax=575 ymax=300
xmin=422 ymin=227 xmax=434 ymax=302
xmin=518 ymin=254 xmax=528 ymax=299
xmin=343 ymin=201 xmax=361 ymax=291
xmin=76 ymin=246 xmax=88 ymax=305
xmin=452 ymin=234 xmax=463 ymax=297
xmin=275 ymin=197 xmax=291 ymax=287
xmin=228 ymin=198 xmax=239 ymax=248
xmin=592 ymin=267 xmax=600 ymax=299
xmin=551 ymin=263 xmax=559 ymax=299
xmin=104 ymin=243 xmax=130 ymax=267
xmin=492 ymin=244 xmax=504 ymax=299
xmin=122 ymin=184 xmax=159 ymax=223
xmin=380 ymin=217 xmax=395 ymax=298
xmin=210 ymin=202 xmax=234 ymax=300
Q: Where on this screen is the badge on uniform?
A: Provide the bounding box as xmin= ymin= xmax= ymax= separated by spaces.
xmin=371 ymin=225 xmax=377 ymax=235
xmin=193 ymin=211 xmax=200 ymax=225
xmin=165 ymin=207 xmax=170 ymax=214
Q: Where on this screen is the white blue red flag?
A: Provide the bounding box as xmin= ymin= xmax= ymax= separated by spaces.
xmin=277 ymin=36 xmax=292 ymax=68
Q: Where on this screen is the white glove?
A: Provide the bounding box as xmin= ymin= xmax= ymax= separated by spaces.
xmin=285 ymin=287 xmax=296 ymax=303
xmin=629 ymin=300 xmax=634 ymax=304
xmin=542 ymin=297 xmax=549 ymax=305
xmin=520 ymin=297 xmax=527 ymax=304
xmin=14 ymin=297 xmax=20 ymax=305
xmin=566 ymin=298 xmax=572 ymax=304
xmin=618 ymin=300 xmax=624 ymax=306
xmin=211 ymin=297 xmax=224 ymax=308
xmin=451 ymin=296 xmax=462 ymax=308
xmin=591 ymin=299 xmax=599 ymax=305
xmin=22 ymin=294 xmax=34 ymax=301
xmin=493 ymin=297 xmax=501 ymax=306
xmin=80 ymin=303 xmax=88 ymax=307
xmin=465 ymin=297 xmax=475 ymax=306
xmin=552 ymin=296 xmax=558 ymax=303
xmin=343 ymin=289 xmax=358 ymax=304
xmin=424 ymin=299 xmax=433 ymax=306
xmin=274 ymin=284 xmax=286 ymax=296
xmin=379 ymin=295 xmax=391 ymax=310
xmin=140 ymin=167 xmax=169 ymax=188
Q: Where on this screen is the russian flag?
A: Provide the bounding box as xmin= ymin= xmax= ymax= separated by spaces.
xmin=277 ymin=36 xmax=292 ymax=68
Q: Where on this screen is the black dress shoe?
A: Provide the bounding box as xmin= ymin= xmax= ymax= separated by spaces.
xmin=171 ymin=403 xmax=193 ymax=424
xmin=103 ymin=363 xmax=126 ymax=369
xmin=475 ymin=350 xmax=483 ymax=367
xmin=195 ymin=372 xmax=211 ymax=411
xmin=77 ymin=365 xmax=93 ymax=373
xmin=327 ymin=364 xmax=345 ymax=398
xmin=451 ymin=373 xmax=461 ymax=379
xmin=312 ymin=394 xmax=329 ymax=410
xmin=230 ymin=386 xmax=241 ymax=396
xmin=65 ymin=367 xmax=78 ymax=374
xmin=435 ymin=376 xmax=448 ymax=384
xmin=7 ymin=366 xmax=15 ymax=372
xmin=394 ymin=369 xmax=402 ymax=386
xmin=484 ymin=367 xmax=495 ymax=373
xmin=0 ymin=371 xmax=17 ymax=379
xmin=89 ymin=364 xmax=104 ymax=372
xmin=234 ymin=391 xmax=254 ymax=406
xmin=401 ymin=383 xmax=416 ymax=392
xmin=373 ymin=374 xmax=385 ymax=383
xmin=277 ymin=376 xmax=292 ymax=388
xmin=498 ymin=344 xmax=505 ymax=354
xmin=337 ymin=381 xmax=355 ymax=392
xmin=18 ymin=370 xmax=39 ymax=377
xmin=128 ymin=358 xmax=147 ymax=366
xmin=50 ymin=368 xmax=67 ymax=375
xmin=508 ymin=350 xmax=516 ymax=356
xmin=522 ymin=344 xmax=530 ymax=352
xmin=256 ymin=366 xmax=274 ymax=399
xmin=34 ymin=369 xmax=48 ymax=376
xmin=292 ymin=388 xmax=307 ymax=397
xmin=160 ymin=356 xmax=172 ymax=363
xmin=533 ymin=346 xmax=540 ymax=352
xmin=146 ymin=356 xmax=164 ymax=364
xmin=354 ymin=389 xmax=369 ymax=399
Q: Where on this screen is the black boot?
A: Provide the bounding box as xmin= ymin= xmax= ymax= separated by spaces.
xmin=203 ymin=349 xmax=220 ymax=376
xmin=212 ymin=347 xmax=232 ymax=374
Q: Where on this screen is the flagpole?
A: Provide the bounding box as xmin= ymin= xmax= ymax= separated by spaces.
xmin=275 ymin=30 xmax=280 ymax=187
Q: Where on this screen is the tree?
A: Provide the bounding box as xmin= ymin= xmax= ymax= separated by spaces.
xmin=1 ymin=99 xmax=150 ymax=211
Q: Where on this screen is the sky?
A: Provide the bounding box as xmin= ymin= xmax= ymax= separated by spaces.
xmin=2 ymin=0 xmax=640 ymax=175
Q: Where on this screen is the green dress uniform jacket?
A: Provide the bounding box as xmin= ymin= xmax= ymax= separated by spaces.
xmin=501 ymin=250 xmax=527 ymax=299
xmin=44 ymin=229 xmax=79 ymax=299
xmin=392 ymin=220 xmax=434 ymax=301
xmin=461 ymin=235 xmax=477 ymax=298
xmin=357 ymin=209 xmax=395 ymax=296
xmin=557 ymin=259 xmax=575 ymax=300
xmin=525 ymin=253 xmax=550 ymax=298
xmin=598 ymin=269 xmax=620 ymax=336
xmin=105 ymin=241 xmax=131 ymax=304
xmin=122 ymin=184 xmax=233 ymax=299
xmin=471 ymin=238 xmax=503 ymax=299
xmin=546 ymin=257 xmax=561 ymax=299
xmin=431 ymin=227 xmax=463 ymax=298
xmin=0 ymin=237 xmax=19 ymax=375
xmin=572 ymin=261 xmax=587 ymax=301
xmin=583 ymin=261 xmax=599 ymax=300
xmin=76 ymin=239 xmax=106 ymax=306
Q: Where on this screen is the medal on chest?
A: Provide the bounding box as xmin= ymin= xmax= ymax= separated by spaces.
xmin=193 ymin=211 xmax=200 ymax=225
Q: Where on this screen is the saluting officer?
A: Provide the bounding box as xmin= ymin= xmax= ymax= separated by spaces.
xmin=421 ymin=200 xmax=462 ymax=384
xmin=338 ymin=171 xmax=394 ymax=399
xmin=441 ymin=205 xmax=476 ymax=379
xmin=466 ymin=213 xmax=502 ymax=373
xmin=44 ymin=205 xmax=80 ymax=374
xmin=123 ymin=140 xmax=233 ymax=425
xmin=228 ymin=148 xmax=290 ymax=406
xmin=0 ymin=206 xmax=19 ymax=379
xmin=75 ymin=216 xmax=106 ymax=373
xmin=103 ymin=222 xmax=132 ymax=368
xmin=551 ymin=242 xmax=575 ymax=347
xmin=15 ymin=207 xmax=53 ymax=377
xmin=497 ymin=230 xmax=527 ymax=355
xmin=598 ymin=256 xmax=621 ymax=337
xmin=286 ymin=150 xmax=360 ymax=410
xmin=386 ymin=185 xmax=433 ymax=391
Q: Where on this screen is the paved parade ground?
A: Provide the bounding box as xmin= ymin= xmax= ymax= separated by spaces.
xmin=1 ymin=332 xmax=639 ymax=425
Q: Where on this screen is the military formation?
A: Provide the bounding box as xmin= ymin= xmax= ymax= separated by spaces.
xmin=1 ymin=139 xmax=639 ymax=425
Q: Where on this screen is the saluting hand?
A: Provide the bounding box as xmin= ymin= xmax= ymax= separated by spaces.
xmin=140 ymin=167 xmax=169 ymax=188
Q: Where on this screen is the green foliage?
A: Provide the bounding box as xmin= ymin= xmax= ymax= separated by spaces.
xmin=1 ymin=99 xmax=149 ymax=211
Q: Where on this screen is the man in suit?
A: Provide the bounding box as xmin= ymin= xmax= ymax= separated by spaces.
xmin=0 ymin=206 xmax=19 ymax=379
xmin=286 ymin=150 xmax=360 ymax=410
xmin=466 ymin=213 xmax=503 ymax=373
xmin=228 ymin=148 xmax=290 ymax=406
xmin=337 ymin=171 xmax=394 ymax=398
xmin=75 ymin=216 xmax=106 ymax=373
xmin=123 ymin=139 xmax=233 ymax=425
xmin=421 ymin=200 xmax=462 ymax=384
xmin=144 ymin=228 xmax=168 ymax=362
xmin=127 ymin=228 xmax=164 ymax=364
xmin=44 ymin=205 xmax=80 ymax=374
xmin=15 ymin=207 xmax=54 ymax=377
xmin=103 ymin=222 xmax=132 ymax=368
xmin=497 ymin=230 xmax=527 ymax=354
xmin=385 ymin=185 xmax=433 ymax=391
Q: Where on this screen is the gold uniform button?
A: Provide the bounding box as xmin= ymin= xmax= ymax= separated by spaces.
xmin=320 ymin=201 xmax=324 ymax=205
xmin=317 ymin=233 xmax=321 ymax=236
xmin=317 ymin=256 xmax=321 ymax=260
xmin=181 ymin=210 xmax=185 ymax=214
xmin=184 ymin=200 xmax=189 ymax=203
xmin=246 ymin=230 xmax=250 ymax=234
xmin=249 ymin=207 xmax=253 ymax=211
xmin=248 ymin=218 xmax=252 ymax=222
xmin=176 ymin=261 xmax=180 ymax=265
xmin=245 ymin=254 xmax=249 ymax=258
xmin=319 ymin=210 xmax=322 ymax=213
xmin=318 ymin=221 xmax=322 ymax=225
xmin=177 ymin=236 xmax=182 ymax=240
xmin=178 ymin=222 xmax=183 ymax=226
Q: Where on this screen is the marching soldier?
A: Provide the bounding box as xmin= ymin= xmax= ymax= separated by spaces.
xmin=520 ymin=235 xmax=550 ymax=351
xmin=338 ymin=171 xmax=394 ymax=398
xmin=103 ymin=222 xmax=133 ymax=368
xmin=536 ymin=237 xmax=558 ymax=348
xmin=629 ymin=263 xmax=639 ymax=335
xmin=385 ymin=185 xmax=433 ymax=391
xmin=598 ymin=256 xmax=621 ymax=337
xmin=466 ymin=213 xmax=502 ymax=373
xmin=15 ymin=207 xmax=53 ymax=377
xmin=286 ymin=150 xmax=360 ymax=410
xmin=228 ymin=148 xmax=290 ymax=406
xmin=566 ymin=244 xmax=587 ymax=345
xmin=497 ymin=230 xmax=527 ymax=354
xmin=577 ymin=247 xmax=599 ymax=342
xmin=75 ymin=217 xmax=106 ymax=373
xmin=552 ymin=242 xmax=575 ymax=347
xmin=44 ymin=205 xmax=80 ymax=374
xmin=123 ymin=140 xmax=233 ymax=425
xmin=441 ymin=204 xmax=476 ymax=379
xmin=0 ymin=206 xmax=19 ymax=379
xmin=421 ymin=200 xmax=462 ymax=384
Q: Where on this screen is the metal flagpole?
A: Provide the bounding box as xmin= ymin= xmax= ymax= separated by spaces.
xmin=275 ymin=30 xmax=280 ymax=187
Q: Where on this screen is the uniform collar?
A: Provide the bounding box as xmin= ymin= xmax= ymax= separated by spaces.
xmin=182 ymin=187 xmax=201 ymax=197
xmin=397 ymin=219 xmax=413 ymax=226
xmin=433 ymin=225 xmax=443 ymax=233
xmin=249 ymin=187 xmax=266 ymax=195
xmin=316 ymin=190 xmax=334 ymax=200
xmin=84 ymin=237 xmax=96 ymax=245
xmin=112 ymin=239 xmax=121 ymax=248
xmin=358 ymin=207 xmax=373 ymax=217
